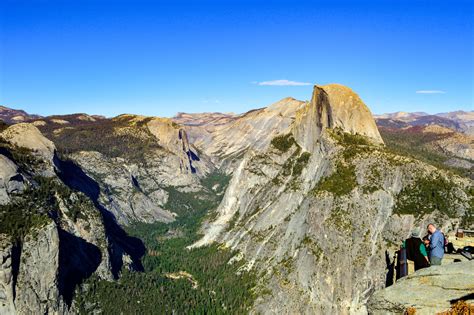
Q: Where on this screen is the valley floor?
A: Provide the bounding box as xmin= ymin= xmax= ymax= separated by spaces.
xmin=74 ymin=174 xmax=257 ymax=314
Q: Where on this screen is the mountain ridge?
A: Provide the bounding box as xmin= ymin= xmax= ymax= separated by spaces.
xmin=0 ymin=84 xmax=472 ymax=314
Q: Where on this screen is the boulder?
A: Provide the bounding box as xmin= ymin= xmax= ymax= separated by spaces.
xmin=0 ymin=155 xmax=23 ymax=205
xmin=368 ymin=261 xmax=474 ymax=315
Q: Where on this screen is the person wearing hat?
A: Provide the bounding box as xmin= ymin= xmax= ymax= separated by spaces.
xmin=402 ymin=227 xmax=430 ymax=271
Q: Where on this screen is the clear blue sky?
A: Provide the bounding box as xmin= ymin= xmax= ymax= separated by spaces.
xmin=0 ymin=0 xmax=472 ymax=117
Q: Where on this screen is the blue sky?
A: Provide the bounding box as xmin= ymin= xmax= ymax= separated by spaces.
xmin=0 ymin=0 xmax=472 ymax=117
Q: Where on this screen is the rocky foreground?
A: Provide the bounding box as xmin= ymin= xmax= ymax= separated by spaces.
xmin=368 ymin=261 xmax=474 ymax=315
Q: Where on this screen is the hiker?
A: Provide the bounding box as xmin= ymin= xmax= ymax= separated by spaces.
xmin=403 ymin=227 xmax=430 ymax=271
xmin=427 ymin=223 xmax=445 ymax=265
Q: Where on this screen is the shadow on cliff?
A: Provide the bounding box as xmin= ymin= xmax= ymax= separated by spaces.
xmin=10 ymin=241 xmax=21 ymax=301
xmin=53 ymin=154 xmax=145 ymax=278
xmin=57 ymin=229 xmax=102 ymax=306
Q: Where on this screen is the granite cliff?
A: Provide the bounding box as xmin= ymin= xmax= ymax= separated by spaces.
xmin=188 ymin=85 xmax=472 ymax=314
xmin=0 ymin=124 xmax=120 ymax=314
xmin=0 ymin=84 xmax=472 ymax=314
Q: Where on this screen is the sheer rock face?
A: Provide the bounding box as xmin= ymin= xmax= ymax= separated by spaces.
xmin=321 ymin=84 xmax=384 ymax=144
xmin=68 ymin=151 xmax=177 ymax=225
xmin=0 ymin=225 xmax=62 ymax=315
xmin=0 ymin=190 xmax=114 ymax=315
xmin=36 ymin=114 xmax=215 ymax=225
xmin=192 ymin=132 xmax=471 ymax=314
xmin=14 ymin=223 xmax=61 ymax=315
xmin=292 ymin=86 xmax=331 ymax=153
xmin=368 ymin=261 xmax=474 ymax=315
xmin=193 ymin=84 xmax=386 ymax=248
xmin=0 ymin=128 xmax=126 ymax=314
xmin=190 ymin=85 xmax=471 ymax=314
xmin=293 ymin=84 xmax=384 ymax=152
xmin=115 ymin=115 xmax=214 ymax=179
xmin=175 ymin=97 xmax=307 ymax=171
xmin=0 ymin=236 xmax=15 ymax=315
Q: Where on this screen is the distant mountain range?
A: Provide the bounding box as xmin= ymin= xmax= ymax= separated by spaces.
xmin=373 ymin=110 xmax=473 ymax=174
xmin=0 ymin=105 xmax=106 ymax=126
xmin=1 ymin=105 xmax=472 ymax=172
xmin=0 ymin=105 xmax=42 ymax=124
xmin=375 ymin=110 xmax=474 ymax=135
xmin=2 ymin=104 xmax=471 ymax=134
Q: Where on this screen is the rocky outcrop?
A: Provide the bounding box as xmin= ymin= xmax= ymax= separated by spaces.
xmin=1 ymin=123 xmax=55 ymax=162
xmin=0 ymin=123 xmax=56 ymax=176
xmin=0 ymin=155 xmax=24 ymax=205
xmin=368 ymin=261 xmax=474 ymax=315
xmin=178 ymin=85 xmax=383 ymax=173
xmin=146 ymin=116 xmax=210 ymax=175
xmin=193 ymin=84 xmax=387 ymax=248
xmin=292 ymin=86 xmax=331 ymax=153
xmin=62 ymin=116 xmax=215 ymax=224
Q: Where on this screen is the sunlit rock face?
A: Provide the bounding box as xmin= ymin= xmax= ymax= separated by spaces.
xmin=190 ymin=84 xmax=471 ymax=314
xmin=192 ymin=83 xmax=386 ymax=247
xmin=1 ymin=123 xmax=57 ymax=176
xmin=175 ymin=97 xmax=307 ymax=172
xmin=175 ymin=84 xmax=383 ymax=173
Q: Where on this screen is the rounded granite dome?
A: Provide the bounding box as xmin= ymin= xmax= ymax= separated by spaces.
xmin=1 ymin=123 xmax=56 ymax=160
xmin=321 ymin=83 xmax=384 ymax=144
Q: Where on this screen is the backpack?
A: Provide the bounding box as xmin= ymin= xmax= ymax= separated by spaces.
xmin=442 ymin=233 xmax=448 ymax=246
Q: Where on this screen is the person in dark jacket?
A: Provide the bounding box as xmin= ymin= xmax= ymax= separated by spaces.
xmin=422 ymin=235 xmax=431 ymax=257
xmin=403 ymin=227 xmax=430 ymax=271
